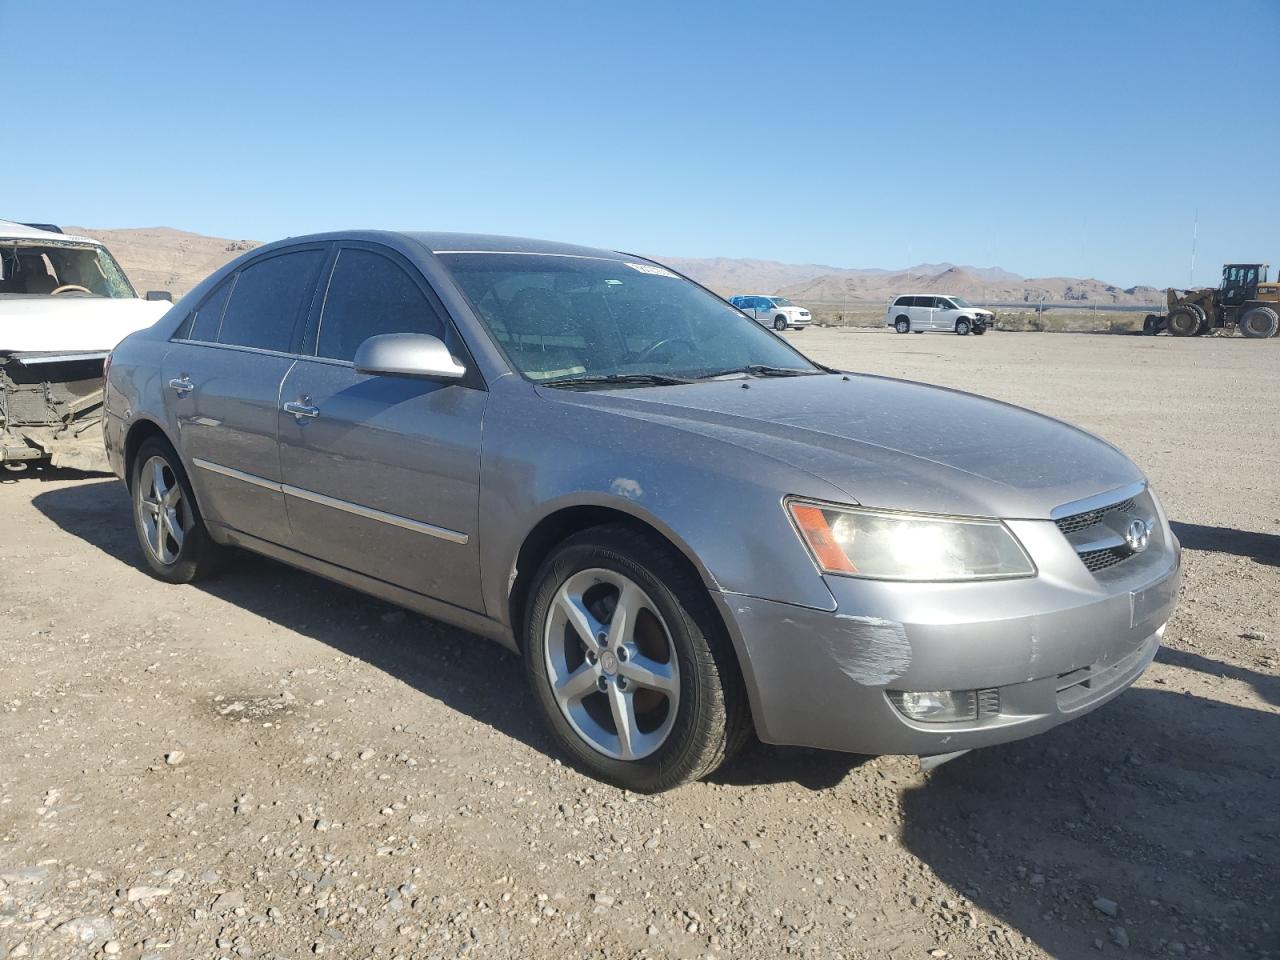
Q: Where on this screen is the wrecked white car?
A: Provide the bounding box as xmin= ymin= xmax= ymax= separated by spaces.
xmin=1 ymin=221 xmax=171 ymax=471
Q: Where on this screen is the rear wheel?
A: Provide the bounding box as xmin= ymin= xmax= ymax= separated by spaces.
xmin=525 ymin=525 xmax=749 ymax=792
xmin=130 ymin=437 xmax=227 ymax=583
xmin=1238 ymin=305 xmax=1279 ymax=339
xmin=955 ymin=318 xmax=971 ymax=336
xmin=1166 ymin=307 xmax=1202 ymax=337
xmin=894 ymin=317 xmax=910 ymax=334
xmin=774 ymin=316 xmax=788 ymax=331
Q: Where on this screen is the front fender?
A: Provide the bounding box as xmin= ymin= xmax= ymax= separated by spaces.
xmin=476 ymin=385 xmax=843 ymax=628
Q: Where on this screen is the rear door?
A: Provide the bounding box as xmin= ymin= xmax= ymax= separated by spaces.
xmin=277 ymin=242 xmax=487 ymax=612
xmin=163 ymin=245 xmax=326 ymax=543
xmin=907 ymin=296 xmax=933 ymax=329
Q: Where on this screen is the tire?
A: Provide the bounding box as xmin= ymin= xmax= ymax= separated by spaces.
xmin=1143 ymin=314 xmax=1160 ymax=335
xmin=524 ymin=524 xmax=750 ymax=792
xmin=1166 ymin=307 xmax=1202 ymax=337
xmin=955 ymin=318 xmax=971 ymax=336
xmin=774 ymin=316 xmax=788 ymax=331
xmin=130 ymin=436 xmax=227 ymax=583
xmin=1238 ymin=305 xmax=1279 ymax=339
xmin=894 ymin=317 xmax=910 ymax=334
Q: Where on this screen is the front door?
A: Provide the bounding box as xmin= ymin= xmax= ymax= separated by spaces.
xmin=933 ymin=297 xmax=958 ymax=331
xmin=164 ymin=246 xmax=326 ymax=544
xmin=277 ymin=244 xmax=487 ymax=612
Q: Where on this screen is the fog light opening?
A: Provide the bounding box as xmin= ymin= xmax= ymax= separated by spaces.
xmin=888 ymin=689 xmax=979 ymax=723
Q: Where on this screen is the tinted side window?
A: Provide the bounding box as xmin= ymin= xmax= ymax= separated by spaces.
xmin=316 ymin=249 xmax=445 ymax=362
xmin=218 ymin=250 xmax=323 ymax=352
xmin=183 ymin=277 xmax=234 ymax=342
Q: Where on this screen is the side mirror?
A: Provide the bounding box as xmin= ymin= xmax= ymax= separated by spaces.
xmin=354 ymin=333 xmax=466 ymax=381
xmin=145 ymin=290 xmax=173 ymax=302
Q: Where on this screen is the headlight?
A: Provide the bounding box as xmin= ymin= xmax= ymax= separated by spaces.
xmin=787 ymin=500 xmax=1035 ymax=581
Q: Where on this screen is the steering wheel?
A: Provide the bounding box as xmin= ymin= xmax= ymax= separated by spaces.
xmin=635 ymin=337 xmax=697 ymax=363
xmin=51 ymin=284 xmax=92 ymax=296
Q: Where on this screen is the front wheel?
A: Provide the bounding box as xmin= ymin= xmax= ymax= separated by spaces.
xmin=774 ymin=316 xmax=788 ymax=331
xmin=955 ymin=318 xmax=971 ymax=335
xmin=1166 ymin=308 xmax=1201 ymax=337
xmin=130 ymin=437 xmax=227 ymax=583
xmin=525 ymin=525 xmax=749 ymax=792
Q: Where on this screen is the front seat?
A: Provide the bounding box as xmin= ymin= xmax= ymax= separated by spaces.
xmin=505 ymin=287 xmax=587 ymax=380
xmin=19 ymin=256 xmax=58 ymax=294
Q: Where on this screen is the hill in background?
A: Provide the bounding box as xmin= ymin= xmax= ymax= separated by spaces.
xmin=71 ymin=226 xmax=1161 ymax=307
xmin=67 ymin=226 xmax=260 ymax=297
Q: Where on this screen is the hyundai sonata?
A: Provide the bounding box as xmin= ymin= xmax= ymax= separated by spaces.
xmin=104 ymin=231 xmax=1181 ymax=791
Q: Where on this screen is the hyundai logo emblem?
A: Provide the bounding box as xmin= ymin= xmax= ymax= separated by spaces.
xmin=1124 ymin=518 xmax=1151 ymax=554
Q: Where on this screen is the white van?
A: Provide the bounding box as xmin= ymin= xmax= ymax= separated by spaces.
xmin=885 ymin=295 xmax=992 ymax=335
xmin=729 ymin=295 xmax=811 ymax=331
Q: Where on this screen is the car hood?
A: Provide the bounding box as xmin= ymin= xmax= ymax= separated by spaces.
xmin=550 ymin=373 xmax=1142 ymax=519
xmin=0 ymin=296 xmax=170 ymax=353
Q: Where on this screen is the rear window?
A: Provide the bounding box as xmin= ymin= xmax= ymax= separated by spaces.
xmin=217 ymin=250 xmax=323 ymax=352
xmin=182 ymin=278 xmax=234 ymax=342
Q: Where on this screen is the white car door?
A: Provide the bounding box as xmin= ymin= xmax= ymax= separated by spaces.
xmin=910 ymin=296 xmax=933 ymax=330
xmin=933 ymin=297 xmax=957 ymax=331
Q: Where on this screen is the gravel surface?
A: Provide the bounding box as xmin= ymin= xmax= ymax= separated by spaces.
xmin=2 ymin=329 xmax=1276 ymax=960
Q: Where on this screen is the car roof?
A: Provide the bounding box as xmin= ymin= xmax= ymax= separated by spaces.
xmin=0 ymin=219 xmax=101 ymax=246
xmin=405 ymin=231 xmax=633 ymax=260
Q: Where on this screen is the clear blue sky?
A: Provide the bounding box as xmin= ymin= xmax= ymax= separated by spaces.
xmin=4 ymin=0 xmax=1277 ymax=287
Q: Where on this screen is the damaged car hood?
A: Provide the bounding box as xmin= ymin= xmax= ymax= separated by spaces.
xmin=1 ymin=296 xmax=170 ymax=353
xmin=551 ymin=372 xmax=1143 ymax=520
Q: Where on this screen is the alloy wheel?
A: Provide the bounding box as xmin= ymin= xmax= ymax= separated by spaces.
xmin=543 ymin=568 xmax=680 ymax=760
xmin=136 ymin=455 xmax=188 ymax=565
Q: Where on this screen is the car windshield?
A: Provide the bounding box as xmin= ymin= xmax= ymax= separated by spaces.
xmin=0 ymin=242 xmax=136 ymax=299
xmin=949 ymin=296 xmax=973 ymax=307
xmin=439 ymin=253 xmax=819 ymax=384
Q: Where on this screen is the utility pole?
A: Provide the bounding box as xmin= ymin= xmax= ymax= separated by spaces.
xmin=1189 ymin=210 xmax=1198 ymax=288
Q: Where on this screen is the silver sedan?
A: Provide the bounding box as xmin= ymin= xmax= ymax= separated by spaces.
xmin=104 ymin=231 xmax=1181 ymax=791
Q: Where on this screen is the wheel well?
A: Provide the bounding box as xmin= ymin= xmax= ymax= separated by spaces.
xmin=507 ymin=505 xmax=712 ymax=653
xmin=123 ymin=419 xmax=168 ymax=489
xmin=895 ymin=314 xmax=909 ymax=324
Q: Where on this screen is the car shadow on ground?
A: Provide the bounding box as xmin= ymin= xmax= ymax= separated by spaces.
xmin=1170 ymin=520 xmax=1280 ymax=566
xmin=900 ymin=685 xmax=1280 ymax=958
xmin=32 ymin=478 xmax=559 ymax=761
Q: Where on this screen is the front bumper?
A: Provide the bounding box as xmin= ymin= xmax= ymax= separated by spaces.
xmin=714 ymin=526 xmax=1180 ymax=756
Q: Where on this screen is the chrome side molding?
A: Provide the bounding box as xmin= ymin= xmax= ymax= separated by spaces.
xmin=191 ymin=458 xmax=468 ymax=545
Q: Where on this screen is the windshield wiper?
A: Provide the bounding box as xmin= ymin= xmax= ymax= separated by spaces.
xmin=540 ymin=372 xmax=695 ymax=389
xmin=695 ymin=364 xmax=818 ymax=380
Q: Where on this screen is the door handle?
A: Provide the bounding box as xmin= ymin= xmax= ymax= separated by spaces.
xmin=168 ymin=377 xmax=194 ymax=396
xmin=283 ymin=400 xmax=319 ymax=420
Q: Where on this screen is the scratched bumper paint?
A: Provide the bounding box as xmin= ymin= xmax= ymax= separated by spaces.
xmin=710 ymin=546 xmax=1180 ymax=756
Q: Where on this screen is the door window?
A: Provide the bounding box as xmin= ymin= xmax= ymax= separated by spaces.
xmin=217 ymin=250 xmax=324 ymax=353
xmin=315 ymin=249 xmax=446 ymax=362
xmin=178 ymin=277 xmax=234 ymax=342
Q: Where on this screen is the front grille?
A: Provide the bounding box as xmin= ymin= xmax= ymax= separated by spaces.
xmin=1079 ymin=547 xmax=1129 ymax=572
xmin=1054 ymin=490 xmax=1155 ymax=577
xmin=1055 ymin=497 xmax=1135 ymax=535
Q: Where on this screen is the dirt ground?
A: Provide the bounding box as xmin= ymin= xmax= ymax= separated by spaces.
xmin=2 ymin=330 xmax=1276 ymax=960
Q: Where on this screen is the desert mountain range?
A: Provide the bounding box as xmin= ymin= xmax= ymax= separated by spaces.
xmin=69 ymin=226 xmax=1163 ymax=307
